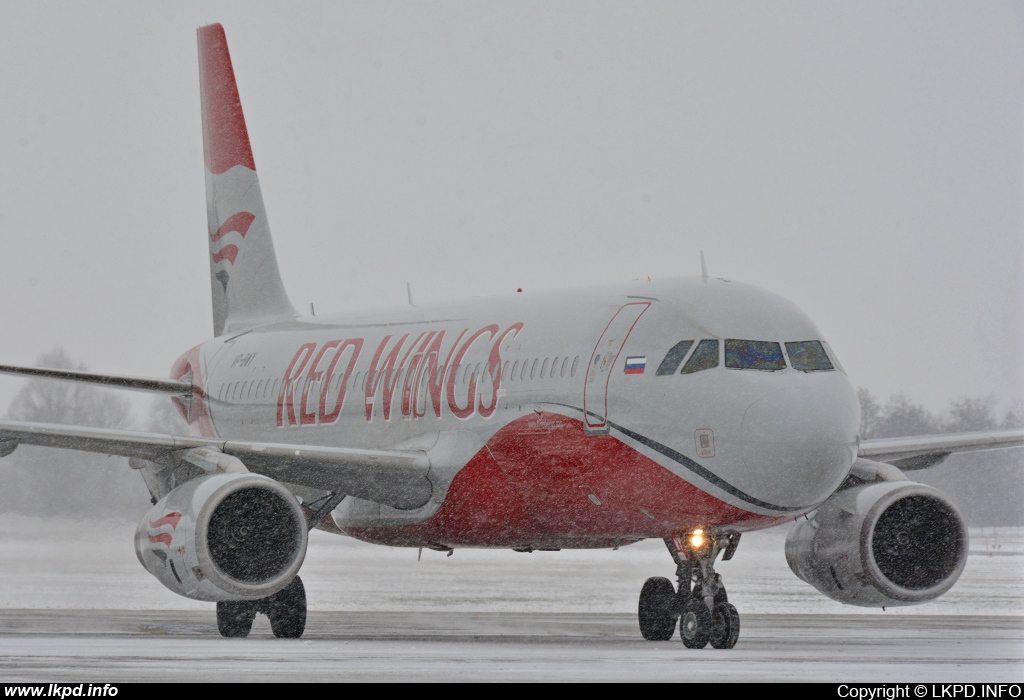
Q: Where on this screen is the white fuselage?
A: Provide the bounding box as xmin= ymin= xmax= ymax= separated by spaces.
xmin=175 ymin=276 xmax=860 ymax=550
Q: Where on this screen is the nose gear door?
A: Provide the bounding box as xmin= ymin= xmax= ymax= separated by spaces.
xmin=583 ymin=302 xmax=650 ymax=434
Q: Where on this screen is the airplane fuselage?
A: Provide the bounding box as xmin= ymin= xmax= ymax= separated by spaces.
xmin=172 ymin=276 xmax=860 ymax=551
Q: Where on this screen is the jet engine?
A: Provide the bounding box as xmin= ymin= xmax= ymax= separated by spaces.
xmin=135 ymin=472 xmax=308 ymax=601
xmin=785 ymin=480 xmax=968 ymax=607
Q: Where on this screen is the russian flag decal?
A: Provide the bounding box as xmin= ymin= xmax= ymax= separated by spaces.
xmin=624 ymin=356 xmax=646 ymax=374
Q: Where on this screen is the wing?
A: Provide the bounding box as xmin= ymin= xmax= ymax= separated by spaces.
xmin=0 ymin=419 xmax=432 ymax=510
xmin=858 ymin=428 xmax=1024 ymax=470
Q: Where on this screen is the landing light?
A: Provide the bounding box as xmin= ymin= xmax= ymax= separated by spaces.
xmin=691 ymin=529 xmax=704 ymax=548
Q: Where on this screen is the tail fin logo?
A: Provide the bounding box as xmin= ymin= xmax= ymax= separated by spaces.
xmin=210 ymin=211 xmax=255 ymax=268
xmin=149 ymin=512 xmax=183 ymax=530
xmin=147 ymin=511 xmax=182 ymax=547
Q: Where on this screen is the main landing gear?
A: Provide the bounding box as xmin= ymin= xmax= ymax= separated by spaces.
xmin=217 ymin=576 xmax=307 ymax=638
xmin=637 ymin=531 xmax=741 ymax=649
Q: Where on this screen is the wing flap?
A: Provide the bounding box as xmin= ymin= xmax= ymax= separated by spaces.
xmin=858 ymin=428 xmax=1024 ymax=468
xmin=0 ymin=420 xmax=432 ymax=510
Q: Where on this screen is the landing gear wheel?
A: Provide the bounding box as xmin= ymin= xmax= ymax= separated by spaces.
xmin=264 ymin=576 xmax=307 ymax=639
xmin=638 ymin=577 xmax=678 ymax=641
xmin=217 ymin=600 xmax=256 ymax=638
xmin=710 ymin=601 xmax=740 ymax=649
xmin=679 ymin=597 xmax=711 ymax=649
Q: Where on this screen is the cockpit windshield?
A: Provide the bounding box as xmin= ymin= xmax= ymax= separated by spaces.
xmin=657 ymin=338 xmax=836 ymax=375
xmin=785 ymin=340 xmax=834 ymax=371
xmin=724 ymin=340 xmax=786 ymax=371
xmin=680 ymin=339 xmax=719 ymax=374
xmin=656 ymin=340 xmax=693 ymax=375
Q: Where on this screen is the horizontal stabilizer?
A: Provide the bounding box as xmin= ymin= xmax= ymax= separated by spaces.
xmin=0 ymin=364 xmax=191 ymax=396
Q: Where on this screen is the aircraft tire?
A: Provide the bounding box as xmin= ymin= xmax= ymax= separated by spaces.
xmin=679 ymin=597 xmax=711 ymax=649
xmin=709 ymin=601 xmax=740 ymax=649
xmin=266 ymin=575 xmax=307 ymax=639
xmin=638 ymin=577 xmax=678 ymax=641
xmin=217 ymin=600 xmax=256 ymax=638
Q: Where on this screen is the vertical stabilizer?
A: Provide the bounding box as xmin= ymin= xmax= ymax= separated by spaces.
xmin=198 ymin=24 xmax=296 ymax=336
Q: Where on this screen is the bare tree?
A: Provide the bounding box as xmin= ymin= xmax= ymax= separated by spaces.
xmin=146 ymin=394 xmax=191 ymax=435
xmin=0 ymin=348 xmax=150 ymax=518
xmin=1002 ymin=400 xmax=1024 ymax=429
xmin=857 ymin=387 xmax=880 ymax=438
xmin=943 ymin=396 xmax=997 ymax=432
xmin=858 ymin=387 xmax=1023 ymax=525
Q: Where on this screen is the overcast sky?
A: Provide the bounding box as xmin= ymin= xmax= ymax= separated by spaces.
xmin=0 ymin=1 xmax=1020 ymax=416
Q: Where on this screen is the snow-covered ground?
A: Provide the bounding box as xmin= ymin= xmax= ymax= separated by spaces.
xmin=0 ymin=515 xmax=1020 ymax=616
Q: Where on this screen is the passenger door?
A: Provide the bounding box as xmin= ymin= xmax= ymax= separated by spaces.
xmin=583 ymin=302 xmax=650 ymax=434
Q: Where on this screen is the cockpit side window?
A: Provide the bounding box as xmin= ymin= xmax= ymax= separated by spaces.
xmin=680 ymin=339 xmax=719 ymax=374
xmin=785 ymin=340 xmax=834 ymax=371
xmin=725 ymin=340 xmax=786 ymax=371
xmin=656 ymin=340 xmax=693 ymax=376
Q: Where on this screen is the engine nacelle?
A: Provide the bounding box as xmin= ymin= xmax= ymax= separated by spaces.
xmin=785 ymin=480 xmax=968 ymax=607
xmin=135 ymin=473 xmax=308 ymax=601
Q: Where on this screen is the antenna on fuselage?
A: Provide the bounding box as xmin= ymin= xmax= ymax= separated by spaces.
xmin=407 ymin=282 xmax=416 ymax=307
xmin=700 ymin=250 xmax=708 ymax=284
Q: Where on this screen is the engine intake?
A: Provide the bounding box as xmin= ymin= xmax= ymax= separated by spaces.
xmin=785 ymin=480 xmax=968 ymax=607
xmin=135 ymin=473 xmax=308 ymax=601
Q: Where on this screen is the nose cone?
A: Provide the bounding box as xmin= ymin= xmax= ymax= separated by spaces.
xmin=739 ymin=383 xmax=859 ymax=509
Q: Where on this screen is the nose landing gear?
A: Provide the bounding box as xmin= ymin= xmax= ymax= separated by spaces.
xmin=637 ymin=531 xmax=741 ymax=649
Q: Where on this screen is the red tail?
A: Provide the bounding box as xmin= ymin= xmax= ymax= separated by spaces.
xmin=198 ymin=24 xmax=256 ymax=175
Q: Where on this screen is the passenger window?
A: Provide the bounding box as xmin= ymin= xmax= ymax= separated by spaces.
xmin=551 ymin=357 xmax=559 ymax=379
xmin=656 ymin=341 xmax=694 ymax=376
xmin=560 ymin=357 xmax=568 ymax=378
xmin=680 ymin=340 xmax=719 ymax=374
xmin=571 ymin=356 xmax=580 ymax=377
xmin=511 ymin=360 xmax=520 ymax=381
xmin=530 ymin=359 xmax=539 ymax=379
xmin=541 ymin=358 xmax=549 ymax=379
xmin=725 ymin=340 xmax=786 ymax=371
xmin=785 ymin=341 xmax=834 ymax=372
xmin=520 ymin=361 xmax=528 ymax=381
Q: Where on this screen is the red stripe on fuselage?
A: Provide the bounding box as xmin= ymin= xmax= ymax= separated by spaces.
xmin=344 ymin=412 xmax=786 ymax=549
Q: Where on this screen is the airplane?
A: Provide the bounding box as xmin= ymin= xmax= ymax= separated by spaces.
xmin=0 ymin=23 xmax=1021 ymax=647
